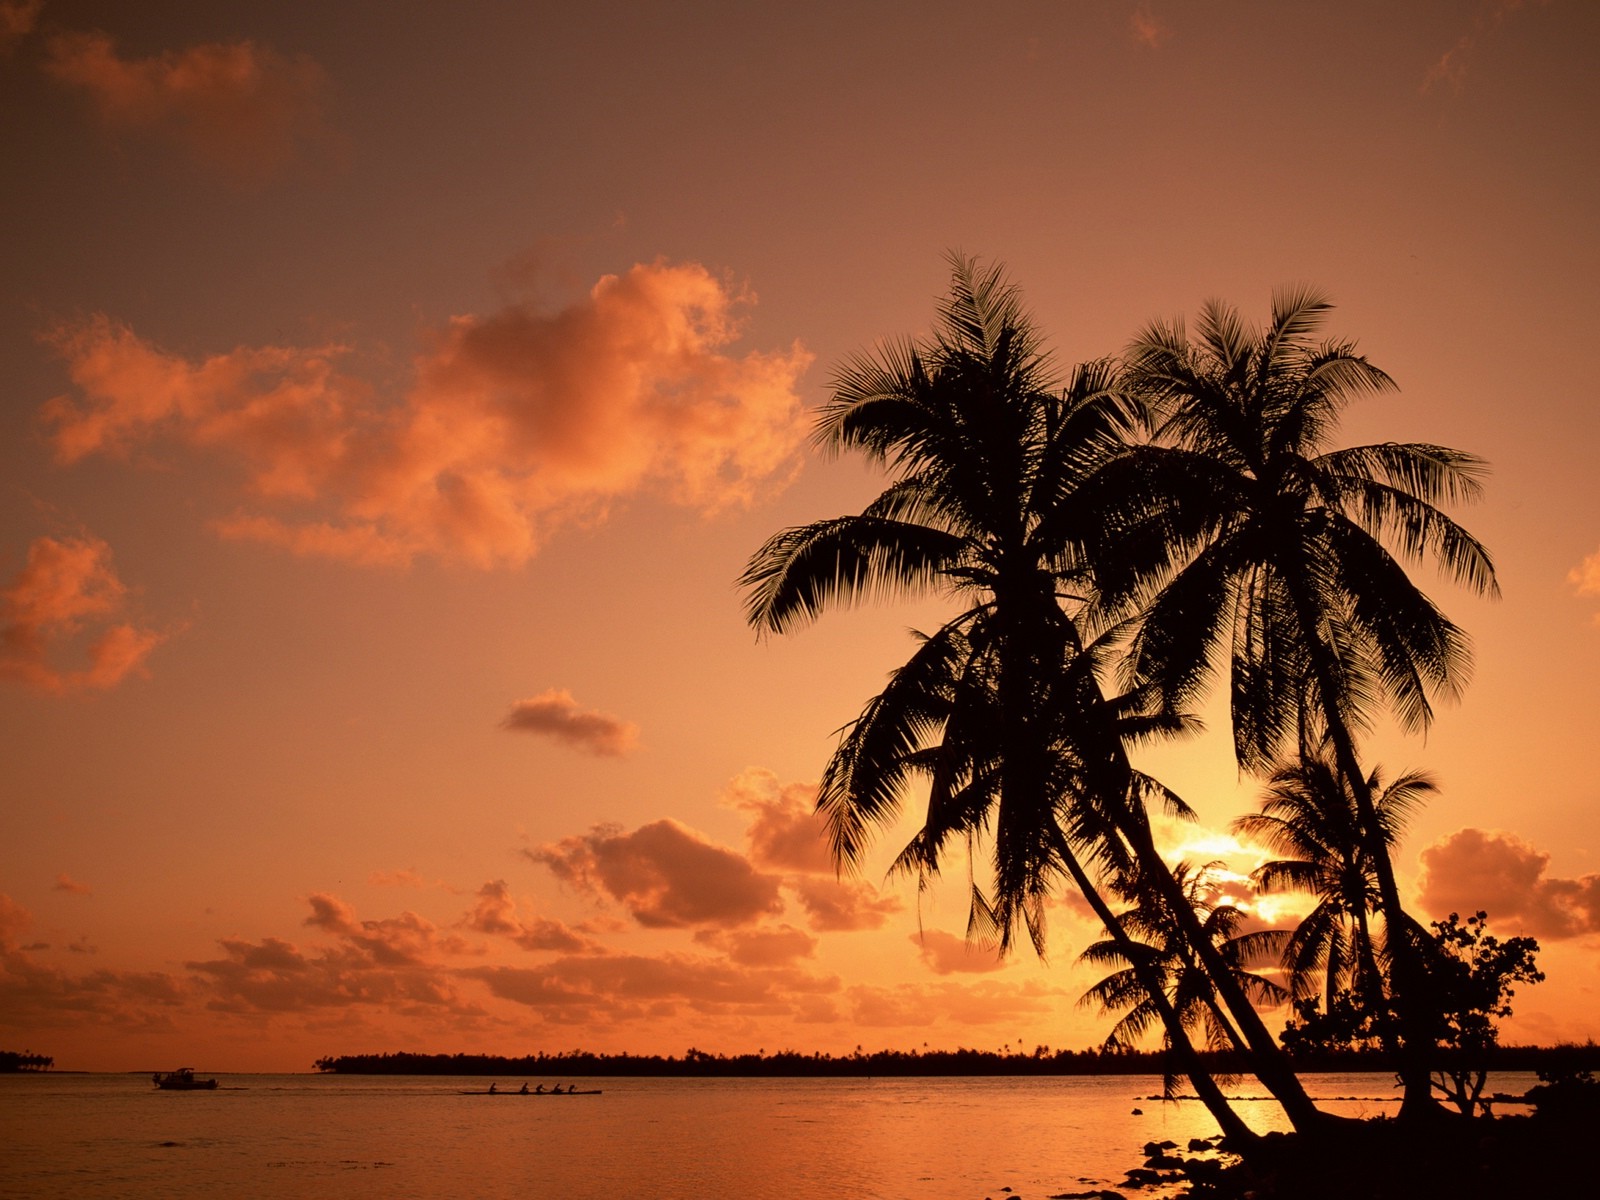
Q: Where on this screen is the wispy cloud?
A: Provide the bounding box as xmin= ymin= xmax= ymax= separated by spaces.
xmin=911 ymin=929 xmax=1007 ymax=975
xmin=43 ymin=30 xmax=331 ymax=182
xmin=1129 ymin=2 xmax=1170 ymax=49
xmin=1423 ymin=0 xmax=1548 ymax=94
xmin=0 ymin=533 xmax=167 ymax=693
xmin=723 ymin=767 xmax=832 ymax=874
xmin=42 ymin=262 xmax=812 ymax=568
xmin=501 ymin=689 xmax=639 ymax=757
xmin=1569 ymin=546 xmax=1600 ymax=623
xmin=54 ymin=873 xmax=92 ymax=896
xmin=0 ymin=0 xmax=40 ymax=53
xmin=790 ymin=876 xmax=903 ymax=932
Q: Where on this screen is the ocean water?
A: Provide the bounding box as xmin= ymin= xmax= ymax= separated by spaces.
xmin=0 ymin=1071 xmax=1535 ymax=1199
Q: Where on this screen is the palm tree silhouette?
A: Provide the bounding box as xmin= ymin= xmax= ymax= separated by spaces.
xmin=1080 ymin=860 xmax=1288 ymax=1070
xmin=1235 ymin=751 xmax=1433 ymax=1017
xmin=740 ymin=254 xmax=1261 ymax=1139
xmin=1098 ymin=288 xmax=1498 ymax=1113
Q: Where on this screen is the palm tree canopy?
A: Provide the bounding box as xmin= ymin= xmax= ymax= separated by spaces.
xmin=739 ymin=254 xmax=1161 ymax=953
xmin=1234 ymin=752 xmax=1434 ymax=1002
xmin=1089 ymin=288 xmax=1499 ymax=772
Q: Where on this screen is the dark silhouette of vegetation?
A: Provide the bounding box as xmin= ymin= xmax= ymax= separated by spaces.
xmin=1233 ymin=751 xmax=1433 ymax=1019
xmin=1280 ymin=912 xmax=1542 ymax=1117
xmin=0 ymin=1050 xmax=54 ymax=1072
xmin=735 ymin=253 xmax=1532 ymax=1177
xmin=739 ymin=255 xmax=1273 ymax=1138
xmin=1096 ymin=291 xmax=1498 ymax=1115
xmin=311 ymin=1042 xmax=1600 ymax=1078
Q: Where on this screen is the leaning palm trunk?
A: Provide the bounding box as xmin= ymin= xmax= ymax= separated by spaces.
xmin=1067 ymin=853 xmax=1258 ymax=1142
xmin=1287 ymin=580 xmax=1439 ymax=1115
xmin=1113 ymin=801 xmax=1325 ymax=1130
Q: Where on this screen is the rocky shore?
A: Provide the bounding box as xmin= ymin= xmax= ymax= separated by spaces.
xmin=1087 ymin=1111 xmax=1595 ymax=1199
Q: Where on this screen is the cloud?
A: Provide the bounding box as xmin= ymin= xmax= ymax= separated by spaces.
xmin=1569 ymin=547 xmax=1600 ymax=623
xmin=54 ymin=873 xmax=92 ymax=896
xmin=532 ymin=819 xmax=784 ymax=930
xmin=1129 ymin=3 xmax=1170 ymax=49
xmin=1416 ymin=827 xmax=1600 ymax=938
xmin=1422 ymin=0 xmax=1547 ymax=94
xmin=0 ymin=913 xmax=189 ymax=1032
xmin=42 ymin=31 xmax=331 ymax=182
xmin=501 ymin=689 xmax=639 ymax=756
xmin=187 ymin=934 xmax=465 ymax=1014
xmin=464 ymin=880 xmax=599 ymax=953
xmin=693 ymin=924 xmax=818 ymax=967
xmin=0 ymin=534 xmax=167 ymax=693
xmin=724 ymin=767 xmax=832 ymax=873
xmin=911 ymin=929 xmax=1007 ymax=975
xmin=41 ymin=262 xmax=812 ymax=568
xmin=790 ymin=876 xmax=902 ymax=932
xmin=846 ymin=979 xmax=1061 ymax=1029
xmin=0 ymin=0 xmax=40 ymax=53
xmin=367 ymin=868 xmax=427 ymax=888
xmin=463 ymin=950 xmax=837 ymax=1024
xmin=0 ymin=894 xmax=32 ymax=943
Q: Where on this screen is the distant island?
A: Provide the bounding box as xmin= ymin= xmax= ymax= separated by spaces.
xmin=1 ymin=1050 xmax=55 ymax=1072
xmin=313 ymin=1043 xmax=1600 ymax=1078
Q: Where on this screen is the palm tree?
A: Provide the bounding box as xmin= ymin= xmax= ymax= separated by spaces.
xmin=1080 ymin=861 xmax=1288 ymax=1069
xmin=1098 ymin=288 xmax=1498 ymax=1113
xmin=1235 ymin=751 xmax=1434 ymax=1017
xmin=740 ymin=254 xmax=1263 ymax=1140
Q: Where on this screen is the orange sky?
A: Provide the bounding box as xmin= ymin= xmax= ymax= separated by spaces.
xmin=2 ymin=0 xmax=1597 ymax=1072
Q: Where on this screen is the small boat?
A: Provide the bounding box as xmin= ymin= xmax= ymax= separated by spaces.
xmin=153 ymin=1068 xmax=218 ymax=1090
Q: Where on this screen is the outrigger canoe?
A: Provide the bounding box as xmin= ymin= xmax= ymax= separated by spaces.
xmin=457 ymin=1087 xmax=602 ymax=1095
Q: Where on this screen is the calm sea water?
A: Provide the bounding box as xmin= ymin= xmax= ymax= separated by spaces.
xmin=0 ymin=1071 xmax=1537 ymax=1199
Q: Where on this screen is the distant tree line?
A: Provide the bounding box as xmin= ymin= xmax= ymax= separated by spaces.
xmin=312 ymin=1043 xmax=1600 ymax=1078
xmin=0 ymin=1050 xmax=54 ymax=1072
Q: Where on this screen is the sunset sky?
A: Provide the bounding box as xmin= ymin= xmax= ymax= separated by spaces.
xmin=3 ymin=0 xmax=1598 ymax=1073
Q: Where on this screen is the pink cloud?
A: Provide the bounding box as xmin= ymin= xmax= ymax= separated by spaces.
xmin=1129 ymin=2 xmax=1170 ymax=49
xmin=0 ymin=0 xmax=39 ymax=53
xmin=1569 ymin=547 xmax=1600 ymax=624
xmin=1416 ymin=827 xmax=1600 ymax=938
xmin=463 ymin=950 xmax=837 ymax=1023
xmin=302 ymin=893 xmax=463 ymax=966
xmin=0 ymin=534 xmax=166 ymax=693
xmin=0 ymin=934 xmax=188 ymax=1033
xmin=54 ymin=873 xmax=92 ymax=896
xmin=724 ymin=768 xmax=832 ymax=873
xmin=911 ymin=929 xmax=1007 ymax=975
xmin=41 ymin=262 xmax=811 ymax=568
xmin=187 ymin=934 xmax=466 ymax=1014
xmin=464 ymin=880 xmax=598 ymax=953
xmin=366 ymin=868 xmax=427 ymax=889
xmin=43 ymin=30 xmax=331 ymax=182
xmin=0 ymin=894 xmax=32 ymax=943
xmin=790 ymin=876 xmax=903 ymax=933
xmin=532 ymin=819 xmax=784 ymax=930
xmin=1423 ymin=0 xmax=1548 ymax=94
xmin=502 ymin=689 xmax=639 ymax=756
xmin=846 ymin=979 xmax=1061 ymax=1029
xmin=694 ymin=924 xmax=818 ymax=967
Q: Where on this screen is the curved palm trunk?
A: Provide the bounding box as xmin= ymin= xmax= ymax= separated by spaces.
xmin=1285 ymin=580 xmax=1440 ymax=1118
xmin=1053 ymin=832 xmax=1257 ymax=1144
xmin=1115 ymin=808 xmax=1326 ymax=1131
xmin=997 ymin=590 xmax=1257 ymax=1144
